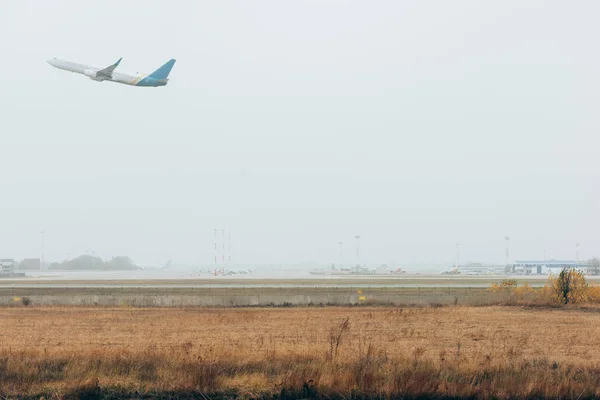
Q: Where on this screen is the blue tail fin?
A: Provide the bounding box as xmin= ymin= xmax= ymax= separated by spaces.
xmin=149 ymin=59 xmax=176 ymax=80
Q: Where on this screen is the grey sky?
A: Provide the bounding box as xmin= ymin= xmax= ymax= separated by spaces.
xmin=1 ymin=0 xmax=598 ymax=266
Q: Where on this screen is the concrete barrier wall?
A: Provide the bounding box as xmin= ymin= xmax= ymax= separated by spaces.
xmin=0 ymin=288 xmax=513 ymax=307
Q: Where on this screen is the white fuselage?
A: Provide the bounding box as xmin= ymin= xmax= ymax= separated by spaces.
xmin=47 ymin=58 xmax=147 ymax=86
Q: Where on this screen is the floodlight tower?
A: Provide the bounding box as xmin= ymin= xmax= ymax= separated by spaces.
xmin=576 ymin=243 xmax=580 ymax=266
xmin=455 ymin=243 xmax=460 ymax=270
xmin=229 ymin=231 xmax=232 ymax=269
xmin=214 ymin=228 xmax=217 ymax=275
xmin=338 ymin=242 xmax=343 ymax=270
xmin=504 ymin=236 xmax=510 ymax=265
xmin=222 ymin=229 xmax=225 ymax=274
xmin=40 ymin=229 xmax=45 ymax=271
xmin=355 ymin=235 xmax=361 ymax=270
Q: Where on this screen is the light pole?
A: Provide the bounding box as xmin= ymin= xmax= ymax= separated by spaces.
xmin=338 ymin=242 xmax=343 ymax=270
xmin=504 ymin=236 xmax=510 ymax=269
xmin=455 ymin=243 xmax=460 ymax=270
xmin=40 ymin=229 xmax=45 ymax=271
xmin=214 ymin=228 xmax=217 ymax=275
xmin=355 ymin=235 xmax=361 ymax=270
xmin=576 ymin=243 xmax=580 ymax=266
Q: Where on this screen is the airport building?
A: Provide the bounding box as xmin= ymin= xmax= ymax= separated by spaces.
xmin=459 ymin=262 xmax=506 ymax=275
xmin=0 ymin=259 xmax=26 ymax=277
xmin=513 ymin=260 xmax=578 ymax=275
xmin=1 ymin=259 xmax=16 ymax=276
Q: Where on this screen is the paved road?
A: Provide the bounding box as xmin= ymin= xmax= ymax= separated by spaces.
xmin=0 ymin=282 xmax=545 ymax=289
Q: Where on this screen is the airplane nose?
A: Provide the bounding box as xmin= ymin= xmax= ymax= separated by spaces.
xmin=47 ymin=59 xmax=57 ymax=66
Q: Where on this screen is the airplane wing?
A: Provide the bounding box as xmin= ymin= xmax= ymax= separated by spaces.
xmin=97 ymin=58 xmax=122 ymax=78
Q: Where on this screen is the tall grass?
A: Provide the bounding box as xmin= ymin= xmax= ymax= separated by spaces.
xmin=0 ymin=306 xmax=599 ymax=398
xmin=2 ymin=346 xmax=600 ymax=398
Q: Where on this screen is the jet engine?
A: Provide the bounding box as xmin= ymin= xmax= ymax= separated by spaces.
xmin=84 ymin=69 xmax=104 ymax=81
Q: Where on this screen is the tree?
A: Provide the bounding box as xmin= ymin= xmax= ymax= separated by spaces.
xmin=49 ymin=255 xmax=139 ymax=270
xmin=554 ymin=268 xmax=588 ymax=304
xmin=49 ymin=254 xmax=104 ymax=270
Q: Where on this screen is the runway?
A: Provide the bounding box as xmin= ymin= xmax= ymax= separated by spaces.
xmin=0 ymin=282 xmax=507 ymax=289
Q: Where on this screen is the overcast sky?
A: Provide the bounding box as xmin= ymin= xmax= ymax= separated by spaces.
xmin=0 ymin=0 xmax=598 ymax=266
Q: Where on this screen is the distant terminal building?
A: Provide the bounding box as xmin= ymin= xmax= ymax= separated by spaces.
xmin=0 ymin=259 xmax=25 ymax=277
xmin=459 ymin=262 xmax=505 ymax=274
xmin=513 ymin=260 xmax=578 ymax=275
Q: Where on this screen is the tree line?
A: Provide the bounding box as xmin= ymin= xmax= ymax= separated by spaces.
xmin=49 ymin=255 xmax=139 ymax=270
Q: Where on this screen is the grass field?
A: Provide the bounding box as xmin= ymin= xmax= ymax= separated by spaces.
xmin=1 ymin=305 xmax=600 ymax=399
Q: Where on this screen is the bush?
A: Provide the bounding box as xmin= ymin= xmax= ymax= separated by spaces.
xmin=21 ymin=297 xmax=31 ymax=306
xmin=488 ymin=279 xmax=518 ymax=293
xmin=514 ymin=284 xmax=535 ymax=300
xmin=554 ymin=268 xmax=587 ymax=304
xmin=488 ymin=269 xmax=592 ymax=306
xmin=586 ymin=285 xmax=600 ymax=303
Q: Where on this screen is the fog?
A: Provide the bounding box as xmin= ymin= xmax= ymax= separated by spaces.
xmin=1 ymin=1 xmax=598 ymax=267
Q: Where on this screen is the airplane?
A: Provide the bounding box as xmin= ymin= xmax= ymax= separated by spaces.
xmin=201 ymin=267 xmax=252 ymax=276
xmin=47 ymin=57 xmax=176 ymax=87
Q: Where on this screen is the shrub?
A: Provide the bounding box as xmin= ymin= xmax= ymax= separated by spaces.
xmin=586 ymin=285 xmax=600 ymax=303
xmin=488 ymin=279 xmax=518 ymax=293
xmin=553 ymin=268 xmax=588 ymax=304
xmin=537 ymin=274 xmax=562 ymax=305
xmin=501 ymin=279 xmax=518 ymax=289
xmin=488 ymin=269 xmax=592 ymax=306
xmin=514 ymin=284 xmax=535 ymax=300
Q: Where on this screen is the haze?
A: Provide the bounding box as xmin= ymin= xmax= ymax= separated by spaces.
xmin=0 ymin=0 xmax=598 ymax=267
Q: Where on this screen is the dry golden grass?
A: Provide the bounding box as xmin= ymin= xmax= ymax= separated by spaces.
xmin=1 ymin=306 xmax=600 ymax=398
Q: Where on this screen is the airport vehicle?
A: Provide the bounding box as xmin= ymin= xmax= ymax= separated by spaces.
xmin=47 ymin=57 xmax=176 ymax=87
